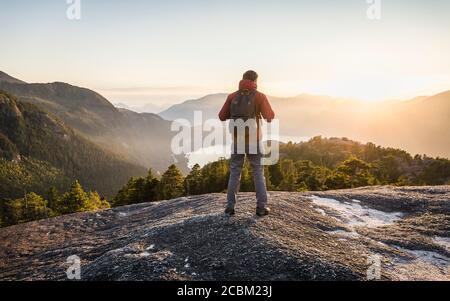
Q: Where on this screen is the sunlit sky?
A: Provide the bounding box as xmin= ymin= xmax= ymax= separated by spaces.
xmin=1 ymin=0 xmax=450 ymax=107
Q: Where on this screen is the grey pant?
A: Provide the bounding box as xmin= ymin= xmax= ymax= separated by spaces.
xmin=226 ymin=154 xmax=268 ymax=209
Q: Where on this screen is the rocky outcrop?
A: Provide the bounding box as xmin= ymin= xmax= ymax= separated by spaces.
xmin=0 ymin=186 xmax=449 ymax=281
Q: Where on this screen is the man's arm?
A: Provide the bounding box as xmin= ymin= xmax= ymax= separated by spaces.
xmin=258 ymin=94 xmax=275 ymax=122
xmin=218 ymin=94 xmax=233 ymax=121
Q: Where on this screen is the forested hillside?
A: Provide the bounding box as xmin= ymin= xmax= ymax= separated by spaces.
xmin=0 ymin=90 xmax=147 ymax=200
xmin=0 ymin=73 xmax=188 ymax=173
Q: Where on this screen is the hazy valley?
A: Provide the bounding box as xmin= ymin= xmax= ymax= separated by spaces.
xmin=159 ymin=91 xmax=450 ymax=159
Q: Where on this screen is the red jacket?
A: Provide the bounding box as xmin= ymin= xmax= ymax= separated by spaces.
xmin=219 ymin=80 xmax=275 ymax=122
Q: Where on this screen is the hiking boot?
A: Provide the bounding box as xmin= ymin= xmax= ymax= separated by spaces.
xmin=225 ymin=207 xmax=235 ymax=216
xmin=256 ymin=207 xmax=271 ymax=217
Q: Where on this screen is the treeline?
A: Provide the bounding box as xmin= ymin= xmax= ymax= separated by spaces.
xmin=2 ymin=137 xmax=449 ymax=227
xmin=113 ymin=137 xmax=450 ymax=206
xmin=0 ymin=181 xmax=109 ymax=227
xmin=114 ymin=166 xmax=186 ymax=206
xmin=275 ymin=137 xmax=450 ymax=187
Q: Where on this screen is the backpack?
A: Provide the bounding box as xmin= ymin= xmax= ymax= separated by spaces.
xmin=230 ymin=90 xmax=257 ymax=120
xmin=229 ymin=90 xmax=259 ymax=154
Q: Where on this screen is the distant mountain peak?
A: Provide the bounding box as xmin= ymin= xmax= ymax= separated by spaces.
xmin=0 ymin=71 xmax=27 ymax=84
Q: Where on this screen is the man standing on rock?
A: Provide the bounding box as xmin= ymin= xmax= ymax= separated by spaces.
xmin=219 ymin=70 xmax=275 ymax=217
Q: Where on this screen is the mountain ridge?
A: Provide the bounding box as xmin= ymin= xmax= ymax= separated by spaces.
xmin=0 ymin=90 xmax=147 ymax=199
xmin=0 ymin=71 xmax=26 ymax=84
xmin=0 ymin=71 xmax=188 ymax=173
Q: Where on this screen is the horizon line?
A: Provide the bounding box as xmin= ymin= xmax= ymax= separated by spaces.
xmin=2 ymin=69 xmax=448 ymax=104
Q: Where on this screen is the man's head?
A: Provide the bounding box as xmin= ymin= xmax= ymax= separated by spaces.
xmin=243 ymin=70 xmax=258 ymax=82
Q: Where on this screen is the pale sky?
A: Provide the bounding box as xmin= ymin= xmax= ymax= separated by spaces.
xmin=1 ymin=0 xmax=450 ymax=107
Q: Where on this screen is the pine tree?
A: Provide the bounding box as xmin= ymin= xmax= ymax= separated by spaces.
xmin=54 ymin=180 xmax=90 ymax=214
xmin=144 ymin=169 xmax=160 ymax=201
xmin=268 ymin=161 xmax=283 ymax=188
xmin=0 ymin=198 xmax=21 ymax=226
xmin=185 ymin=164 xmax=203 ymax=195
xmin=86 ymin=191 xmax=110 ymax=210
xmin=113 ymin=177 xmax=139 ymax=206
xmin=47 ymin=186 xmax=59 ymax=212
xmin=112 ymin=168 xmax=161 ymax=207
xmin=0 ymin=193 xmax=51 ymax=226
xmin=160 ymin=164 xmax=185 ymax=200
xmin=22 ymin=192 xmax=51 ymax=222
xmin=279 ymin=159 xmax=299 ymax=191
